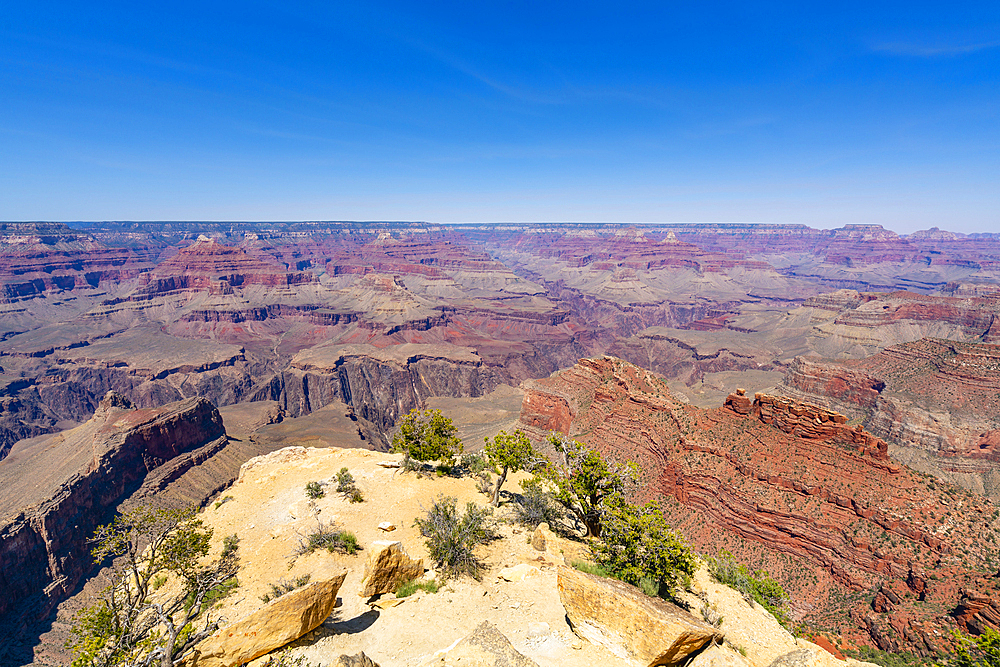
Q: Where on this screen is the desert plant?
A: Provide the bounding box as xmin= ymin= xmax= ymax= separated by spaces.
xmin=395 ymin=578 xmax=442 ymax=597
xmin=538 ymin=433 xmax=638 ymax=537
xmin=708 ymin=551 xmax=789 ymax=627
xmin=513 ymin=476 xmax=565 ymax=529
xmin=260 ymin=574 xmax=311 ymax=603
xmin=591 ymin=495 xmax=697 ymax=601
xmin=392 ymin=408 xmax=463 ymax=467
xmin=460 ymin=451 xmax=490 ymax=476
xmin=68 ymin=505 xmax=239 ymax=667
xmin=304 ymin=481 xmax=325 ymax=499
xmin=414 ymin=495 xmax=498 ymax=580
xmin=296 ymin=520 xmax=359 ymax=556
xmin=335 ymin=467 xmax=365 ymax=502
xmin=483 ymin=429 xmax=542 ymax=507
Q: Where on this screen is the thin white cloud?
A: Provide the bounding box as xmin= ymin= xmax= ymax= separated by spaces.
xmin=873 ymin=39 xmax=1000 ymax=57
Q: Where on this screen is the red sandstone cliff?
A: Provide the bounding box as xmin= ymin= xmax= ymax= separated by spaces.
xmin=518 ymin=356 xmax=1000 ymax=653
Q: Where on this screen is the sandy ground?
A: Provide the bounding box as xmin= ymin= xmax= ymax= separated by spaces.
xmin=200 ymin=446 xmax=622 ymax=667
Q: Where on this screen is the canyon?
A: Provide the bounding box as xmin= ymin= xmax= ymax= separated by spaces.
xmin=2 ymin=220 xmax=1000 ymax=663
xmin=518 ymin=356 xmax=1000 ymax=654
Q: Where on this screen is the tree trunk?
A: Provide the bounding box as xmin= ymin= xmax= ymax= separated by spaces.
xmin=491 ymin=467 xmax=508 ymax=507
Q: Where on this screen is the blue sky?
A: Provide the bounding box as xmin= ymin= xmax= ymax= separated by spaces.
xmin=1 ymin=2 xmax=998 ymax=233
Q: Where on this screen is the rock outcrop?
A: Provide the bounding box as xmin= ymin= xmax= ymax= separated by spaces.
xmin=558 ymin=566 xmax=721 ymax=666
xmin=187 ymin=568 xmax=347 ymax=667
xmin=779 ymin=338 xmax=1000 ymax=497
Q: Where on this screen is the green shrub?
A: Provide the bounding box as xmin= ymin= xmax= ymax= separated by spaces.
xmin=296 ymin=521 xmax=359 ymax=556
xmin=414 ymin=496 xmax=498 ymax=580
xmin=513 ymin=477 xmax=565 ymax=529
xmin=395 ymin=578 xmax=442 ymax=597
xmin=708 ymin=551 xmax=789 ymax=627
xmin=591 ymin=495 xmax=697 ymax=601
xmin=335 ymin=468 xmax=364 ymax=502
xmin=570 ymin=559 xmax=612 ymax=578
xmin=392 ymin=409 xmax=463 ymax=466
xmin=460 ymin=452 xmax=490 ymax=475
xmin=213 ymin=495 xmax=234 ymax=510
xmin=952 ymin=627 xmax=1000 ymax=667
xmin=304 ymin=481 xmax=325 ymax=499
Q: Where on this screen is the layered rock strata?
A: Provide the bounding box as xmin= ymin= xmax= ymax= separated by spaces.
xmin=518 ymin=356 xmax=1000 ymax=652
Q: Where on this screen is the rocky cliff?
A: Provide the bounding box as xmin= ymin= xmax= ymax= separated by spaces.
xmin=518 ymin=356 xmax=1000 ymax=653
xmin=779 ymin=338 xmax=1000 ymax=497
xmin=0 ymin=392 xmax=226 ymax=643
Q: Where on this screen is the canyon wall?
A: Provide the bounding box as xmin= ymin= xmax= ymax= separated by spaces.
xmin=0 ymin=393 xmax=226 ymax=642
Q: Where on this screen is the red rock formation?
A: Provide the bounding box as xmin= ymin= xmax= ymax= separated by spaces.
xmin=140 ymin=238 xmax=314 ymax=294
xmin=780 ymin=339 xmax=1000 ymax=492
xmin=517 ymin=356 xmax=1000 ymax=652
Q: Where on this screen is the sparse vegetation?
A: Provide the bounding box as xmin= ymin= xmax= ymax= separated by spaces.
xmin=296 ymin=520 xmax=359 ymax=556
xmin=708 ymin=551 xmax=790 ymax=628
xmin=304 ymin=481 xmax=325 ymax=499
xmin=395 ymin=578 xmax=442 ymax=597
xmin=414 ymin=495 xmax=499 ymax=580
xmin=570 ymin=559 xmax=612 ymax=578
xmin=513 ymin=476 xmax=565 ymax=529
xmin=260 ymin=574 xmax=311 ymax=603
xmin=213 ymin=495 xmax=234 ymax=510
xmin=335 ymin=467 xmax=364 ymax=502
xmin=260 ymin=648 xmax=317 ymax=667
xmin=392 ymin=408 xmax=463 ymax=468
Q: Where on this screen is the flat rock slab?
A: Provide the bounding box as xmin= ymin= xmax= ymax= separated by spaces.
xmin=187 ymin=568 xmax=347 ymax=667
xmin=558 ymin=566 xmax=722 ymax=667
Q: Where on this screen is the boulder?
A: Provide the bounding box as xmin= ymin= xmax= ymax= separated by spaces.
xmin=421 ymin=621 xmax=540 ymax=666
xmin=531 ymin=523 xmax=553 ymax=551
xmin=359 ymin=541 xmax=423 ymax=597
xmin=186 ymin=569 xmax=347 ymax=667
xmin=336 ymin=653 xmax=381 ymax=667
xmin=558 ymin=566 xmax=721 ymax=666
xmin=377 ymin=521 xmax=396 ymax=532
xmin=688 ymin=644 xmax=750 ymax=667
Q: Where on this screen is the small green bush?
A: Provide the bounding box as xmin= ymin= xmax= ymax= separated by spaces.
xmin=395 ymin=578 xmax=442 ymax=597
xmin=304 ymin=481 xmax=325 ymax=499
xmin=460 ymin=452 xmax=490 ymax=475
xmin=296 ymin=521 xmax=359 ymax=556
xmin=335 ymin=468 xmax=365 ymax=502
xmin=708 ymin=551 xmax=789 ymax=627
xmin=414 ymin=496 xmax=498 ymax=580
